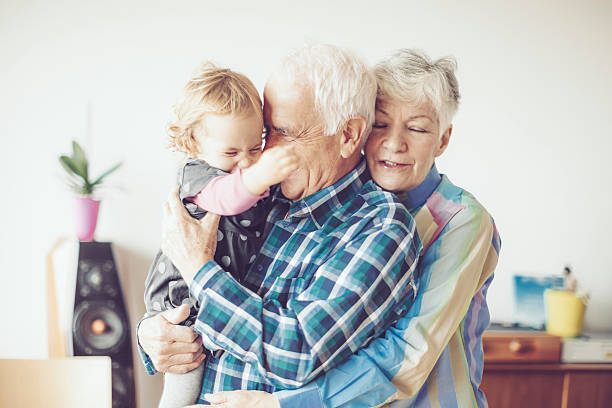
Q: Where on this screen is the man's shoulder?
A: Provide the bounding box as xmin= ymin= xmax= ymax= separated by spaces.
xmin=352 ymin=180 xmax=416 ymax=231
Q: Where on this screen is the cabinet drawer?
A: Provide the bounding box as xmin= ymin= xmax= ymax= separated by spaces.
xmin=483 ymin=331 xmax=561 ymax=362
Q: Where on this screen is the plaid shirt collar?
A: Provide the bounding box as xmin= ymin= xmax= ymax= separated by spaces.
xmin=276 ymin=158 xmax=370 ymax=228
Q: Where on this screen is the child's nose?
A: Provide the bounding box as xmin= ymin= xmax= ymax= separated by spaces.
xmin=238 ymin=155 xmax=254 ymax=169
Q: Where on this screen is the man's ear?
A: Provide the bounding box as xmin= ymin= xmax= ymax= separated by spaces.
xmin=340 ymin=116 xmax=367 ymax=159
xmin=434 ymin=125 xmax=452 ymax=157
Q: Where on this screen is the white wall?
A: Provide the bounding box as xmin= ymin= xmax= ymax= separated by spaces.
xmin=2 ymin=0 xmax=611 ymax=406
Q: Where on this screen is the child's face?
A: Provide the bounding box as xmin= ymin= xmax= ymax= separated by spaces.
xmin=365 ymin=98 xmax=450 ymax=193
xmin=194 ymin=112 xmax=264 ymax=172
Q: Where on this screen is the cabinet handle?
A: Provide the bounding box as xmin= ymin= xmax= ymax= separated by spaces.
xmin=509 ymin=340 xmax=527 ymax=353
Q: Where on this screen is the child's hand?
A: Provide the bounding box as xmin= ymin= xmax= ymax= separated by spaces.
xmin=257 ymin=145 xmax=300 ymax=185
xmin=242 ymin=146 xmax=299 ymax=195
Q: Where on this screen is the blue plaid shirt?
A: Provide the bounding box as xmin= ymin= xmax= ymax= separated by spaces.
xmin=139 ymin=159 xmax=421 ymax=397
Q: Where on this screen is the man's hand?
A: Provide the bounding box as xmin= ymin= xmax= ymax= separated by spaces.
xmin=161 ymin=188 xmax=221 ymax=285
xmin=138 ymin=304 xmax=206 ymax=374
xmin=184 ymin=390 xmax=280 ymax=408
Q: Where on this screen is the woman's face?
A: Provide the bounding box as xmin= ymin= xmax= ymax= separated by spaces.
xmin=365 ymin=98 xmax=451 ymax=193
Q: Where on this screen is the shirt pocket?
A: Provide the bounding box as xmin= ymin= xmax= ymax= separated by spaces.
xmin=263 ymin=277 xmax=307 ymax=308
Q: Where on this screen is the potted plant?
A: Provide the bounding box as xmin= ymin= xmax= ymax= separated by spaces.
xmin=59 ymin=141 xmax=121 ymax=241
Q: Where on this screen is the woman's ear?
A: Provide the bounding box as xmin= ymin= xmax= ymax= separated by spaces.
xmin=340 ymin=116 xmax=367 ymax=158
xmin=434 ymin=125 xmax=452 ymax=157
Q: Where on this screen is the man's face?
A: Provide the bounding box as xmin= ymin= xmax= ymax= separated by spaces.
xmin=263 ymin=74 xmax=341 ymax=201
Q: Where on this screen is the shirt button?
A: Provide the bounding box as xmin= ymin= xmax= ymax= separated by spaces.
xmin=257 ymin=265 xmax=263 ymax=271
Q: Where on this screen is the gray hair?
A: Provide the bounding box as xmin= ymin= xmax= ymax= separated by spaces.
xmin=279 ymin=44 xmax=377 ymax=140
xmin=375 ymin=49 xmax=460 ymax=134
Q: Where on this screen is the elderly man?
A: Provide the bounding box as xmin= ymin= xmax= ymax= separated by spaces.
xmin=138 ymin=44 xmax=421 ymax=401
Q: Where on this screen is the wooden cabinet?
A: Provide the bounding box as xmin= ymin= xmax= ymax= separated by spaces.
xmin=480 ymin=331 xmax=612 ymax=408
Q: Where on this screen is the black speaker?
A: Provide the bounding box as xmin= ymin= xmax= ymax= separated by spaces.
xmin=69 ymin=241 xmax=136 ymax=408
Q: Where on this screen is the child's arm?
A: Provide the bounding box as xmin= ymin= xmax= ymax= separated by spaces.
xmin=187 ymin=170 xmax=266 ymax=216
xmin=188 ymin=146 xmax=298 ymax=215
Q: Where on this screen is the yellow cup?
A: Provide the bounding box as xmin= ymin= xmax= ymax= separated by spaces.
xmin=545 ymin=290 xmax=586 ymax=337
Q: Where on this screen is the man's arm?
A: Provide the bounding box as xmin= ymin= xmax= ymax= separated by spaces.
xmin=188 ymin=217 xmax=420 ymax=389
xmin=275 ymin=207 xmax=500 ymax=407
xmin=138 ymin=188 xmax=218 ymax=375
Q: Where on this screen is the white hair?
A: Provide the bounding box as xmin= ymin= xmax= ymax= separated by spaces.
xmin=375 ymin=49 xmax=460 ymax=134
xmin=279 ymin=44 xmax=377 ymax=139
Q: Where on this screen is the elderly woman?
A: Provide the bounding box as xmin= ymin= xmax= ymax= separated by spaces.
xmin=145 ymin=49 xmax=501 ymax=408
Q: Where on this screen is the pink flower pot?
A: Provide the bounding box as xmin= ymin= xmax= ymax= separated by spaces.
xmin=74 ymin=196 xmax=100 ymax=241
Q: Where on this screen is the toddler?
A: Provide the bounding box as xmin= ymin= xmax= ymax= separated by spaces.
xmin=144 ymin=62 xmax=298 ymax=408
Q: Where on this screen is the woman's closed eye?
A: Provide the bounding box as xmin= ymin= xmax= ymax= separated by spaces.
xmin=408 ymin=127 xmax=428 ymax=133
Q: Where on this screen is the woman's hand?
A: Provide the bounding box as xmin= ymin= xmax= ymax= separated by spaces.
xmin=184 ymin=390 xmax=280 ymax=408
xmin=161 ymin=188 xmax=221 ymax=285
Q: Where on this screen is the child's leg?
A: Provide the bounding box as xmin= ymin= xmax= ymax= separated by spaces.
xmin=157 ymin=364 xmax=205 ymax=408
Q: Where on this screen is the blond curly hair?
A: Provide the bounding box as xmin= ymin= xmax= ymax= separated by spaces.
xmin=168 ymin=62 xmax=262 ymax=155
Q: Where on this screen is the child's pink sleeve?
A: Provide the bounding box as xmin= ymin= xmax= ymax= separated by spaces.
xmin=186 ymin=168 xmax=269 ymax=216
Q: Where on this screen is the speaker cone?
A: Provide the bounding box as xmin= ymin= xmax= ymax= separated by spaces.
xmin=72 ymin=300 xmax=127 ymax=354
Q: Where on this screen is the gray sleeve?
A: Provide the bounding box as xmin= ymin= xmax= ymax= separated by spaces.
xmin=178 ymin=159 xmax=228 ymax=200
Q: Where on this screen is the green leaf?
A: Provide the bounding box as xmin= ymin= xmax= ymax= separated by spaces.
xmin=71 ymin=141 xmax=89 ymax=182
xmin=91 ymin=162 xmax=122 ymax=186
xmin=59 ymin=155 xmax=87 ymax=180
